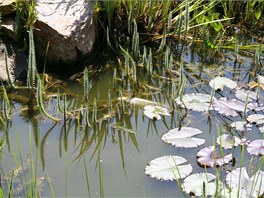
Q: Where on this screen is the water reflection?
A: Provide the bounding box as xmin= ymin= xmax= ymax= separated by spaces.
xmin=0 ymin=42 xmax=263 ymax=196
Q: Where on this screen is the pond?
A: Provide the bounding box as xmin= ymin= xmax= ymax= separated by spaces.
xmin=0 ymin=40 xmax=264 ymax=197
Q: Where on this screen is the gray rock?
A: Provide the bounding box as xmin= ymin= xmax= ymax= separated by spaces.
xmin=34 ymin=0 xmax=97 ymax=68
xmin=0 ymin=40 xmax=27 ymax=83
xmin=1 ymin=14 xmax=16 ymax=41
xmin=0 ymin=41 xmax=14 ymax=83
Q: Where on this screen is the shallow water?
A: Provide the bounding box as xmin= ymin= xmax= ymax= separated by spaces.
xmin=1 ymin=43 xmax=264 ymax=197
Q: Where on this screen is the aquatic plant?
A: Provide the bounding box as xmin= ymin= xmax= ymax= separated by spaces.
xmin=182 ymin=173 xmax=222 ymax=197
xmin=143 ymin=105 xmax=170 ymax=120
xmin=209 ymin=76 xmax=237 ymax=91
xmin=161 ymin=127 xmax=205 ymax=148
xmin=145 ymin=156 xmax=192 ymax=181
xmin=36 ymin=79 xmax=60 ymax=122
xmin=27 ymin=26 xmax=37 ymax=88
xmin=196 ymin=146 xmax=232 ymax=168
xmin=226 ymin=167 xmax=264 ymax=198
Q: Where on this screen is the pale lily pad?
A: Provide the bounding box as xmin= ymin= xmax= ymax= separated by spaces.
xmin=257 ymin=74 xmax=264 ymax=84
xmin=247 ymin=102 xmax=264 ymax=111
xmin=209 ymin=76 xmax=237 ymax=91
xmin=129 ymin=97 xmax=157 ymax=107
xmin=143 ymin=105 xmax=170 ymax=120
xmin=162 ymin=127 xmax=205 ymax=148
xmin=247 ymin=114 xmax=264 ymax=125
xmin=231 ymin=121 xmax=252 ymax=131
xmin=220 ymin=187 xmax=247 ymax=198
xmin=182 ymin=173 xmax=222 ymax=197
xmin=258 ymin=126 xmax=264 ymax=133
xmin=212 ymin=97 xmax=247 ymax=117
xmin=226 ymin=167 xmax=264 ymax=198
xmin=145 ymin=156 xmax=192 ymax=181
xmin=216 ymin=134 xmax=241 ymax=149
xmin=175 ymin=93 xmax=214 ymax=112
xmin=197 ymin=146 xmax=232 ymax=167
xmin=246 ymin=139 xmax=264 ymax=156
xmin=235 ymin=89 xmax=257 ymax=102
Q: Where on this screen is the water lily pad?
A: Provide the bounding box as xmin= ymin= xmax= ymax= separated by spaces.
xmin=257 ymin=74 xmax=264 ymax=84
xmin=143 ymin=105 xmax=170 ymax=120
xmin=197 ymin=146 xmax=232 ymax=167
xmin=145 ymin=156 xmax=192 ymax=181
xmin=212 ymin=97 xmax=246 ymax=117
xmin=226 ymin=167 xmax=264 ymax=198
xmin=235 ymin=89 xmax=257 ymax=102
xmin=216 ymin=134 xmax=241 ymax=149
xmin=220 ymin=187 xmax=247 ymax=198
xmin=246 ymin=139 xmax=264 ymax=156
xmin=175 ymin=93 xmax=214 ymax=112
xmin=209 ymin=76 xmax=237 ymax=91
xmin=247 ymin=102 xmax=264 ymax=111
xmin=247 ymin=114 xmax=264 ymax=125
xmin=129 ymin=97 xmax=157 ymax=107
xmin=182 ymin=173 xmax=222 ymax=197
xmin=230 ymin=121 xmax=252 ymax=132
xmin=161 ymin=127 xmax=205 ymax=148
xmin=258 ymin=126 xmax=264 ymax=133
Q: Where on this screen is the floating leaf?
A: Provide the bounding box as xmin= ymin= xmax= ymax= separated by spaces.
xmin=145 ymin=156 xmax=192 ymax=181
xmin=220 ymin=187 xmax=247 ymax=198
xmin=209 ymin=76 xmax=237 ymax=91
xmin=175 ymin=93 xmax=214 ymax=112
xmin=129 ymin=97 xmax=157 ymax=107
xmin=247 ymin=114 xmax=264 ymax=125
xmin=143 ymin=105 xmax=170 ymax=120
xmin=258 ymin=126 xmax=264 ymax=133
xmin=162 ymin=127 xmax=205 ymax=148
xmin=258 ymin=74 xmax=264 ymax=84
xmin=247 ymin=102 xmax=264 ymax=111
xmin=216 ymin=134 xmax=241 ymax=149
xmin=197 ymin=146 xmax=232 ymax=167
xmin=212 ymin=97 xmax=246 ymax=117
xmin=231 ymin=121 xmax=252 ymax=132
xmin=235 ymin=89 xmax=257 ymax=102
xmin=246 ymin=140 xmax=264 ymax=156
xmin=182 ymin=173 xmax=222 ymax=197
xmin=226 ymin=167 xmax=264 ymax=198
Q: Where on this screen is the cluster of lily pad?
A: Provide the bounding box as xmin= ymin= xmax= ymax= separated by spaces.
xmin=143 ymin=76 xmax=264 ymax=197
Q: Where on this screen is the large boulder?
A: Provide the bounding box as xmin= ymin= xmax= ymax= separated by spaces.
xmin=34 ymin=0 xmax=97 ymax=69
xmin=0 ymin=0 xmax=15 ymax=16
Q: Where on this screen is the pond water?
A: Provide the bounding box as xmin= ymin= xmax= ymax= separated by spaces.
xmin=1 ymin=42 xmax=264 ymax=197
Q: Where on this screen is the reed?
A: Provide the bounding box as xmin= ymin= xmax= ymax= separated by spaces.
xmin=27 ymin=26 xmax=37 ymax=89
xmin=2 ymin=84 xmax=12 ymax=121
xmin=3 ymin=46 xmax=15 ymax=88
xmin=36 ymin=79 xmax=60 ymax=122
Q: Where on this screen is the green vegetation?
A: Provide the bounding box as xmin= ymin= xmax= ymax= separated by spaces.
xmin=96 ymin=0 xmax=264 ymax=56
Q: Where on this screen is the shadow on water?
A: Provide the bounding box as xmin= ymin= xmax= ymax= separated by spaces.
xmin=0 ymin=37 xmax=264 ymax=196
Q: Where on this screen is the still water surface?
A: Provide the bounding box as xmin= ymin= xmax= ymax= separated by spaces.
xmin=1 ymin=43 xmax=263 ymax=197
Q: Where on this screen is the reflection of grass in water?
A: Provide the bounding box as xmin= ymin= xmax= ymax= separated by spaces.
xmin=0 ymin=129 xmax=53 ymax=197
